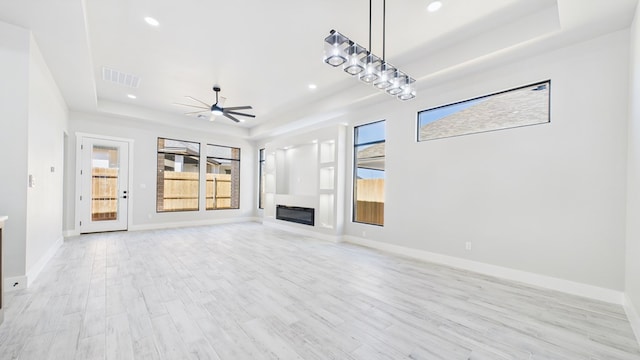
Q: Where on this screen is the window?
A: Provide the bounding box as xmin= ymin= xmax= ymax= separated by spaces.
xmin=353 ymin=120 xmax=385 ymax=226
xmin=258 ymin=148 xmax=265 ymax=209
xmin=417 ymin=80 xmax=550 ymax=141
xmin=157 ymin=138 xmax=200 ymax=212
xmin=206 ymin=144 xmax=240 ymax=210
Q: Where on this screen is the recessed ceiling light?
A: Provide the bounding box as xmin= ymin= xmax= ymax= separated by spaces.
xmin=427 ymin=1 xmax=442 ymax=12
xmin=308 ymin=84 xmax=317 ymax=90
xmin=144 ymin=17 xmax=159 ymax=26
xmin=127 ymin=94 xmax=137 ymax=99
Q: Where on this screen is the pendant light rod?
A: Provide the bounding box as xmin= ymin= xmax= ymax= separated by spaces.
xmin=368 ymin=0 xmax=372 ymax=52
xmin=382 ymin=0 xmax=386 ymax=61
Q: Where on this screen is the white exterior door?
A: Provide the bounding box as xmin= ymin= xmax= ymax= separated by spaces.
xmin=79 ymin=136 xmax=129 ymax=233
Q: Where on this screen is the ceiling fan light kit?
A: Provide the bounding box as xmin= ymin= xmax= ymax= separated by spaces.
xmin=323 ymin=0 xmax=416 ymax=101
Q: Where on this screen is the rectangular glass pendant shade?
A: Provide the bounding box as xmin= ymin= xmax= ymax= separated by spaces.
xmin=323 ymin=31 xmax=349 ymax=67
xmin=374 ymin=62 xmax=396 ymax=89
xmin=343 ymin=43 xmax=367 ymax=75
xmin=359 ymin=54 xmax=381 ymax=83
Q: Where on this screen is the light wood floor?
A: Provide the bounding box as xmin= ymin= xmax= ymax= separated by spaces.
xmin=0 ymin=223 xmax=638 ymax=359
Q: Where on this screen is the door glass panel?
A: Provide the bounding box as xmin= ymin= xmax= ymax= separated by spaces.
xmin=92 ymin=145 xmax=119 ymax=221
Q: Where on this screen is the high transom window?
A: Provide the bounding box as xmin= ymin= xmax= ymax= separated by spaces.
xmin=418 ymin=80 xmax=550 ymax=141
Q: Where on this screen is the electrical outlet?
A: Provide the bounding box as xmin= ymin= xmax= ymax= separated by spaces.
xmin=5 ymin=278 xmax=26 ymax=292
xmin=465 ymin=242 xmax=472 ymax=251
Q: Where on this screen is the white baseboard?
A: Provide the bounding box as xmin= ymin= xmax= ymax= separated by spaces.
xmin=63 ymin=229 xmax=80 ymax=237
xmin=624 ymin=294 xmax=640 ymax=347
xmin=128 ymin=217 xmax=260 ymax=232
xmin=343 ymin=235 xmax=624 ymax=305
xmin=26 ymin=236 xmax=64 ymax=287
xmin=4 ymin=276 xmax=27 ymax=292
xmin=4 ymin=236 xmax=64 ymax=292
xmin=263 ymin=220 xmax=343 ymax=243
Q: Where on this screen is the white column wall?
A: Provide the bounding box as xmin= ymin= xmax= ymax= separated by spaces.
xmin=626 ymin=1 xmax=640 ymax=324
xmin=25 ymin=36 xmax=68 ymax=277
xmin=0 ymin=22 xmax=30 ymax=278
xmin=0 ymin=21 xmax=68 ymax=282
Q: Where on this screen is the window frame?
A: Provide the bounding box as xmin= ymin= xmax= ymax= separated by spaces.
xmin=205 ymin=143 xmax=241 ymax=210
xmin=352 ymin=120 xmax=386 ymax=227
xmin=156 ymin=137 xmax=201 ymax=213
xmin=258 ymin=148 xmax=265 ymax=209
xmin=416 ymin=80 xmax=551 ymax=142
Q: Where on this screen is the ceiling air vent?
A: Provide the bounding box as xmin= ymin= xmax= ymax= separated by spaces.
xmin=101 ymin=67 xmax=141 ymax=88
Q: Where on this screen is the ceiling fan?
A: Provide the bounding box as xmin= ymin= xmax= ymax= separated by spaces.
xmin=175 ymin=86 xmax=255 ymax=123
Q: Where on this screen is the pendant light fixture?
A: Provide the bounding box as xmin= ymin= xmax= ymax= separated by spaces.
xmin=323 ymin=0 xmax=416 ymax=101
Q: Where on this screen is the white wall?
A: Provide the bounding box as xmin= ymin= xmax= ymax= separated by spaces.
xmin=67 ymin=112 xmax=256 ymax=232
xmin=286 ymin=144 xmax=318 ymax=196
xmin=0 ymin=22 xmax=30 ymax=278
xmin=341 ymin=29 xmax=630 ymax=291
xmin=0 ymin=22 xmax=68 ymax=282
xmin=626 ymin=2 xmax=640 ymax=319
xmin=25 ymin=36 xmax=68 ymax=275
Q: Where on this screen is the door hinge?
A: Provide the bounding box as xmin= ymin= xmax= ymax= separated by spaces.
xmin=80 ymin=170 xmax=83 ymax=175
xmin=81 ymin=144 xmax=83 ymax=150
xmin=79 ymin=221 xmax=82 ymax=226
xmin=80 ymin=195 xmax=82 ymax=201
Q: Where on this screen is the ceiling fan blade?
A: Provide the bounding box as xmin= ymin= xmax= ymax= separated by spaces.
xmin=184 ymin=110 xmax=211 ymax=115
xmin=223 ymin=113 xmax=241 ymax=123
xmin=225 ymin=110 xmax=256 ymax=118
xmin=173 ymin=103 xmax=210 ymax=110
xmin=224 ymin=106 xmax=252 ymax=111
xmin=185 ymin=96 xmax=212 ymax=108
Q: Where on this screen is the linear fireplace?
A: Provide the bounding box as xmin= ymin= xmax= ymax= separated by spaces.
xmin=276 ymin=205 xmax=315 ymax=226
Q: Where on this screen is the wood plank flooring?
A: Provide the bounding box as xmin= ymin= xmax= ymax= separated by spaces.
xmin=0 ymin=222 xmax=638 ymax=359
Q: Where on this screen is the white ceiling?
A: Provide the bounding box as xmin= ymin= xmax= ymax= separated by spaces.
xmin=0 ymin=0 xmax=637 ymax=139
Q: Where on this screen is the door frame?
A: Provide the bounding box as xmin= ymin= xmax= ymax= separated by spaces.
xmin=74 ymin=132 xmax=134 ymax=234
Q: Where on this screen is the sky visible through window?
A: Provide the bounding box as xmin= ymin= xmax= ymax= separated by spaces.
xmin=355 ymin=120 xmax=385 ymax=145
xmin=357 ymin=167 xmax=383 ymax=179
